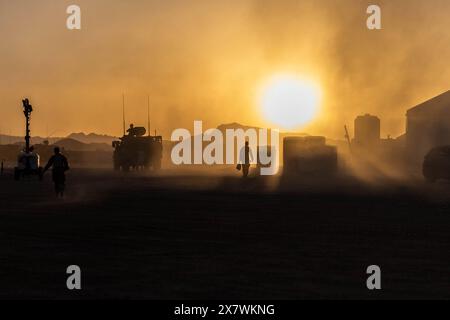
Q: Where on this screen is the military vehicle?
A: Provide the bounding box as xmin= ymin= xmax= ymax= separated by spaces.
xmin=423 ymin=146 xmax=450 ymax=182
xmin=14 ymin=99 xmax=43 ymax=181
xmin=112 ymin=124 xmax=163 ymax=171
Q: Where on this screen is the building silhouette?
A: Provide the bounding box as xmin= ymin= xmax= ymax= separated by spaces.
xmin=353 ymin=114 xmax=381 ymax=148
xmin=406 ymin=90 xmax=450 ymax=162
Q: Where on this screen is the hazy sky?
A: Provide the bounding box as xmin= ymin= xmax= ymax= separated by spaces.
xmin=0 ymin=0 xmax=449 ymax=139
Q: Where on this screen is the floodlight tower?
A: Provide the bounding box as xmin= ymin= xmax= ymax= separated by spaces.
xmin=22 ymin=98 xmax=33 ymax=153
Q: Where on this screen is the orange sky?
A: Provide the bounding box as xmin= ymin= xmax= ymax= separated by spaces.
xmin=0 ymin=0 xmax=449 ymax=139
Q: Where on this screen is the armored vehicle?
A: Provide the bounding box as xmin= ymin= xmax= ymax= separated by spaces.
xmin=423 ymin=146 xmax=450 ymax=182
xmin=112 ymin=124 xmax=162 ymax=171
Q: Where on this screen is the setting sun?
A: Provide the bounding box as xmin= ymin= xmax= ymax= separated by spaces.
xmin=259 ymin=75 xmax=322 ymax=130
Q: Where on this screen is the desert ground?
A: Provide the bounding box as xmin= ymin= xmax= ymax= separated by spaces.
xmin=0 ymin=167 xmax=449 ymax=299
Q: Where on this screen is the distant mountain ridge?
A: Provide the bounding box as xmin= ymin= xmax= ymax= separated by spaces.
xmin=217 ymin=122 xmax=263 ymax=132
xmin=0 ymin=132 xmax=117 ymax=146
xmin=67 ymin=132 xmax=117 ymax=144
xmin=53 ymin=138 xmax=113 ymax=152
xmin=216 ymin=122 xmax=310 ymax=141
xmin=1 ymin=124 xmax=325 ymax=148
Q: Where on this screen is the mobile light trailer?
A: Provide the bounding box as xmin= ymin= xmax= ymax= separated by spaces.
xmin=14 ymin=98 xmax=43 ymax=181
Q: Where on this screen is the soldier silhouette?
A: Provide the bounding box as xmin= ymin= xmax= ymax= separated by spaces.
xmin=43 ymin=147 xmax=70 ymax=197
xmin=239 ymin=141 xmax=254 ymax=178
xmin=127 ymin=124 xmax=135 ymax=137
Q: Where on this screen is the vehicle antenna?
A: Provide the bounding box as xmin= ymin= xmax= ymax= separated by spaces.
xmin=122 ymin=94 xmax=126 ymax=136
xmin=147 ymin=95 xmax=151 ymax=137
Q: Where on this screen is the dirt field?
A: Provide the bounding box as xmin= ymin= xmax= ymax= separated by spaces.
xmin=0 ymin=168 xmax=449 ymax=299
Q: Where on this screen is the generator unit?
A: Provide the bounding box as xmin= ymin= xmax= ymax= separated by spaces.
xmin=283 ymin=136 xmax=337 ymax=176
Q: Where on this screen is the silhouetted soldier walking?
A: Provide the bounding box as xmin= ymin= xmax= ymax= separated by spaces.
xmin=43 ymin=147 xmax=70 ymax=197
xmin=239 ymin=141 xmax=254 ymax=178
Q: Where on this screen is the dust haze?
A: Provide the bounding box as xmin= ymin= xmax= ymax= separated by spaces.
xmin=0 ymin=0 xmax=449 ymax=139
xmin=1 ymin=1 xmax=450 ymax=300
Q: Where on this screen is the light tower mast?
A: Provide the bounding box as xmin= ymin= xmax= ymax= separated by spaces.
xmin=21 ymin=98 xmax=33 ymax=153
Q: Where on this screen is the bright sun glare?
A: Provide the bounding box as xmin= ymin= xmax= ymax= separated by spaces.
xmin=259 ymin=75 xmax=322 ymax=130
